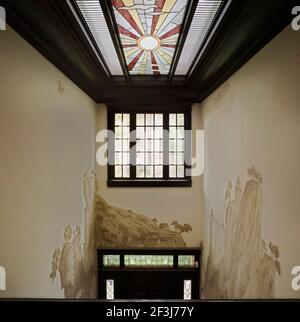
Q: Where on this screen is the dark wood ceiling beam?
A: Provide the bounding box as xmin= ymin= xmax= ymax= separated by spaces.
xmin=188 ymin=0 xmax=298 ymax=102
xmin=102 ymin=86 xmax=198 ymax=106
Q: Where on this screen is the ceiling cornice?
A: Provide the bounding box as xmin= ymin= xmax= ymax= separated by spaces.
xmin=0 ymin=0 xmax=296 ymax=105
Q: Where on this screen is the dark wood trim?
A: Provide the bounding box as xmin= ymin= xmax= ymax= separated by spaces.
xmin=107 ymin=110 xmax=115 ymax=181
xmin=1 ymin=298 xmax=300 ymax=302
xmin=0 ymin=0 xmax=294 ymax=105
xmin=188 ymin=0 xmax=297 ymax=102
xmin=98 ymin=248 xmax=201 ymax=300
xmin=111 ymin=75 xmax=187 ymax=87
xmin=168 ymin=0 xmax=199 ymax=82
xmin=129 ymin=112 xmax=136 ymax=179
xmin=185 ymin=108 xmax=192 ymax=181
xmin=98 ymin=247 xmax=201 ymax=256
xmin=163 ymin=111 xmax=169 ymax=180
xmin=107 ymin=180 xmax=192 ymax=188
xmin=100 ymin=0 xmax=129 ymax=78
xmin=102 ymin=87 xmax=198 ymax=105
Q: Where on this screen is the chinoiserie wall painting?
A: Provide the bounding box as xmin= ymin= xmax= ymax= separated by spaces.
xmin=203 ymin=167 xmax=281 ymax=299
xmin=50 ymin=171 xmax=192 ymax=298
xmin=50 ymin=172 xmax=97 ymax=299
xmin=50 ymin=166 xmax=281 ymax=299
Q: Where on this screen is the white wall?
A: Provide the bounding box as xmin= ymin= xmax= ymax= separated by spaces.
xmin=201 ymin=26 xmax=300 ymax=298
xmin=96 ymin=104 xmax=204 ymax=247
xmin=0 ymin=27 xmax=97 ymax=298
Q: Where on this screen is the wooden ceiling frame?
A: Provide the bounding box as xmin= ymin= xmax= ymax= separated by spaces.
xmin=0 ymin=0 xmax=296 ymax=106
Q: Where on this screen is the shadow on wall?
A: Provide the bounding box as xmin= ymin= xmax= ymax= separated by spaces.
xmin=204 ymin=167 xmax=281 ymax=299
xmin=50 ymin=172 xmax=192 ymax=298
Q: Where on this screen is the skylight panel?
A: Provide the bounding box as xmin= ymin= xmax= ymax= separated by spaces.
xmin=112 ymin=0 xmax=188 ymax=75
xmin=75 ymin=0 xmax=123 ymax=75
xmin=175 ymin=0 xmax=223 ymax=75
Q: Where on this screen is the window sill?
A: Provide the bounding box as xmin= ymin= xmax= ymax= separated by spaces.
xmin=107 ymin=179 xmax=192 ymax=187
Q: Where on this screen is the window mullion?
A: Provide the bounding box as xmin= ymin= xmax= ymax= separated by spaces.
xmin=108 ymin=111 xmax=115 ymax=180
xmin=185 ymin=110 xmax=192 ymax=180
xmin=130 ymin=112 xmax=136 ymax=180
xmin=163 ymin=112 xmax=169 ymax=180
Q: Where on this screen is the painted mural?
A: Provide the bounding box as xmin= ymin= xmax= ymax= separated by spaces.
xmin=50 ymin=171 xmax=192 ymax=298
xmin=95 ymin=195 xmax=191 ymax=248
xmin=204 ymin=167 xmax=281 ymax=299
xmin=50 ymin=171 xmax=97 ymax=299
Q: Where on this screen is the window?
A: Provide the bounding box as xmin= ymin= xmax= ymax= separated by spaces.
xmin=124 ymin=255 xmax=174 ymax=268
xmin=108 ymin=109 xmax=191 ymax=187
xmin=183 ymin=280 xmax=192 ymax=300
xmin=106 ymin=279 xmax=114 ymax=300
xmin=103 ymin=255 xmax=120 ymax=268
xmin=178 ymin=255 xmax=195 ymax=268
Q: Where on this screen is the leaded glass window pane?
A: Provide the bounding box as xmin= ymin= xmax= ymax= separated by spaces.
xmin=135 ymin=113 xmax=164 ymax=179
xmin=183 ymin=280 xmax=192 ymax=300
xmin=124 ymin=255 xmax=173 ymax=268
xmin=103 ymin=255 xmax=120 ymax=268
xmin=114 ymin=113 xmax=131 ymax=178
xmin=106 ymin=279 xmax=114 ymax=300
xmin=178 ymin=255 xmax=195 ymax=268
xmin=111 ymin=111 xmax=189 ymax=183
xmin=169 ymin=113 xmax=185 ymax=178
xmin=112 ymin=0 xmax=189 ymax=75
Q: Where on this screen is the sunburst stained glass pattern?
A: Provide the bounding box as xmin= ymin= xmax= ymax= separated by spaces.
xmin=112 ymin=0 xmax=188 ymax=75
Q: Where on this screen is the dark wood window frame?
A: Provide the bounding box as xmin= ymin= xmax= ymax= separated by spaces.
xmin=107 ymin=106 xmax=192 ymax=187
xmin=97 ymin=247 xmax=201 ymax=300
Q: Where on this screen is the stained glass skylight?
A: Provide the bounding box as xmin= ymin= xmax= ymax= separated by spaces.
xmin=72 ymin=0 xmax=226 ymax=77
xmin=112 ymin=0 xmax=188 ymax=75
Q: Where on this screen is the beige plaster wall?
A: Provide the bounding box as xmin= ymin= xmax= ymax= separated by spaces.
xmin=200 ymin=26 xmax=300 ymax=299
xmin=0 ymin=27 xmax=97 ymax=298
